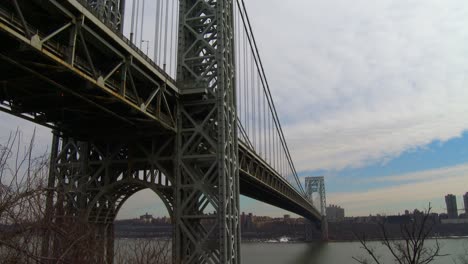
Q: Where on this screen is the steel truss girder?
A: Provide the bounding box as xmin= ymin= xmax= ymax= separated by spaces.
xmin=238 ymin=143 xmax=321 ymax=221
xmin=0 ymin=0 xmax=177 ymax=134
xmin=42 ymin=133 xmax=175 ymax=262
xmin=176 ymin=0 xmax=240 ymax=263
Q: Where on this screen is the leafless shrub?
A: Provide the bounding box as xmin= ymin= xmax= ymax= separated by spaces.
xmin=353 ymin=204 xmax=448 ymax=264
xmin=0 ymin=129 xmax=49 ymax=263
xmin=0 ymin=129 xmax=173 ymax=263
xmin=114 ymin=238 xmax=171 ymax=264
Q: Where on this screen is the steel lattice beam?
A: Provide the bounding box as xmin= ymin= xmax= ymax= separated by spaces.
xmin=0 ymin=0 xmax=177 ymax=135
xmin=176 ymin=0 xmax=240 ymax=263
xmin=41 ymin=133 xmax=176 ymax=262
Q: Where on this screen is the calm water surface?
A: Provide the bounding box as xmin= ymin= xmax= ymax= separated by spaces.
xmin=241 ymin=238 xmax=468 ymax=264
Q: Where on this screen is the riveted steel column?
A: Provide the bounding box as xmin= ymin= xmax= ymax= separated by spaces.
xmin=176 ymin=0 xmax=240 ymax=263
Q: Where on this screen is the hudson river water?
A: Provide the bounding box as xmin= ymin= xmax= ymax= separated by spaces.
xmin=241 ymin=238 xmax=468 ymax=264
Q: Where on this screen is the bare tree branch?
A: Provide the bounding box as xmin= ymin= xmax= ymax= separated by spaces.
xmin=353 ymin=204 xmax=448 ymax=264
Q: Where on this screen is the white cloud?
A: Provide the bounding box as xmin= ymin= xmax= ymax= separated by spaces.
xmin=368 ymin=163 xmax=468 ymax=183
xmin=245 ymin=0 xmax=468 ymax=171
xmin=328 ymin=162 xmax=468 ymax=216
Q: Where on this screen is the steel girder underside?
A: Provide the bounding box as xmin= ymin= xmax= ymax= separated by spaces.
xmin=239 ymin=143 xmax=321 ymax=222
xmin=0 ymin=0 xmax=177 ymax=138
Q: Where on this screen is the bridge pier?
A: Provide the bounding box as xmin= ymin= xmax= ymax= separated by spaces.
xmin=321 ymin=216 xmax=329 ymax=241
xmin=304 ymin=218 xmax=328 ymax=242
xmin=304 ymin=220 xmax=315 ymax=242
xmin=304 ymin=177 xmax=328 ymax=242
xmin=41 ymin=133 xmax=176 ymax=263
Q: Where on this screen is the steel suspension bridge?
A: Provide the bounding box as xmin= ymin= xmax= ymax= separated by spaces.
xmin=0 ymin=0 xmax=327 ymax=263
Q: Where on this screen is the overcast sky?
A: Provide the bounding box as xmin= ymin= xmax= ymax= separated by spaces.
xmin=2 ymin=0 xmax=468 ymax=218
xmin=242 ymin=0 xmax=468 ymax=216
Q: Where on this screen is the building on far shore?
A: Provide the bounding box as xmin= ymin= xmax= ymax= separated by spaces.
xmin=445 ymin=194 xmax=458 ymax=219
xmin=464 ymin=192 xmax=468 ymax=217
xmin=240 ymin=212 xmax=255 ymax=231
xmin=139 ymin=212 xmax=154 ymax=223
xmin=326 ymin=204 xmax=345 ymax=222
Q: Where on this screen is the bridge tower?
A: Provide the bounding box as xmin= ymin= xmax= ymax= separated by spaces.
xmin=41 ymin=0 xmax=240 ymax=263
xmin=305 ymin=176 xmax=328 ymax=241
xmin=176 ymin=0 xmax=240 ymax=263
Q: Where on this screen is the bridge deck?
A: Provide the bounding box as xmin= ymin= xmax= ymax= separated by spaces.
xmin=0 ymin=0 xmax=177 ymax=136
xmin=0 ymin=0 xmax=321 ymax=222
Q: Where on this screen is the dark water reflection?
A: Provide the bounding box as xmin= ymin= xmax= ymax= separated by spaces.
xmin=241 ymin=238 xmax=468 ymax=264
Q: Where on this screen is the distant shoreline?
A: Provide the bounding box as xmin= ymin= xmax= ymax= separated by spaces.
xmin=228 ymin=235 xmax=468 ymax=244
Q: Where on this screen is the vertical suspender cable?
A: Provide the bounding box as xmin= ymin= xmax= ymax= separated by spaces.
xmin=237 ymin=0 xmax=304 ymax=194
xmin=282 ymin=141 xmax=284 ymax=177
xmin=267 ymin=105 xmax=273 ymax=163
xmin=139 ymin=0 xmax=145 ymax=49
xmin=263 ymin=79 xmax=266 ymax=157
xmin=248 ymin=48 xmax=251 ymax=140
xmin=169 ymin=0 xmax=175 ymax=76
xmin=282 ymin=146 xmax=285 ymax=178
xmin=157 ymin=0 xmax=164 ymax=66
xmin=130 ymin=0 xmax=136 ymax=43
xmin=282 ymin=138 xmax=284 ymax=177
xmin=258 ymin=75 xmax=262 ymax=155
xmin=174 ymin=2 xmax=180 ymax=78
xmin=258 ymin=69 xmax=261 ymax=155
xmin=272 ymin=118 xmax=275 ymax=169
xmin=280 ymin=135 xmax=283 ymax=175
xmin=251 ymin=55 xmax=255 ymax=150
xmin=234 ymin=6 xmax=242 ymax=113
xmin=243 ymin=28 xmax=248 ymax=138
xmin=134 ymin=0 xmax=139 ymax=45
xmin=277 ymin=131 xmax=279 ymax=172
xmin=163 ymin=0 xmax=170 ymax=71
xmin=276 ymin=132 xmax=279 ymax=172
xmin=276 ymin=128 xmax=279 ymax=171
xmin=272 ymin=117 xmax=276 ymax=169
xmin=154 ymin=0 xmax=161 ymax=63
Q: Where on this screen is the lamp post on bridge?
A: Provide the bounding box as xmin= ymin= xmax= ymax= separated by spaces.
xmin=141 ymin=40 xmax=149 ymax=55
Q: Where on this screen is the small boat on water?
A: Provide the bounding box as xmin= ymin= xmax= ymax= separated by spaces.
xmin=265 ymin=236 xmax=290 ymax=243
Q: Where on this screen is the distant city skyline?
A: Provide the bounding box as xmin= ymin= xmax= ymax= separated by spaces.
xmin=464 ymin=192 xmax=468 ymax=215
xmin=445 ymin=194 xmax=458 ymax=219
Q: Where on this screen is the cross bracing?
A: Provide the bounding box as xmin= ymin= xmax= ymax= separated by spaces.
xmin=0 ymin=0 xmax=324 ymax=262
